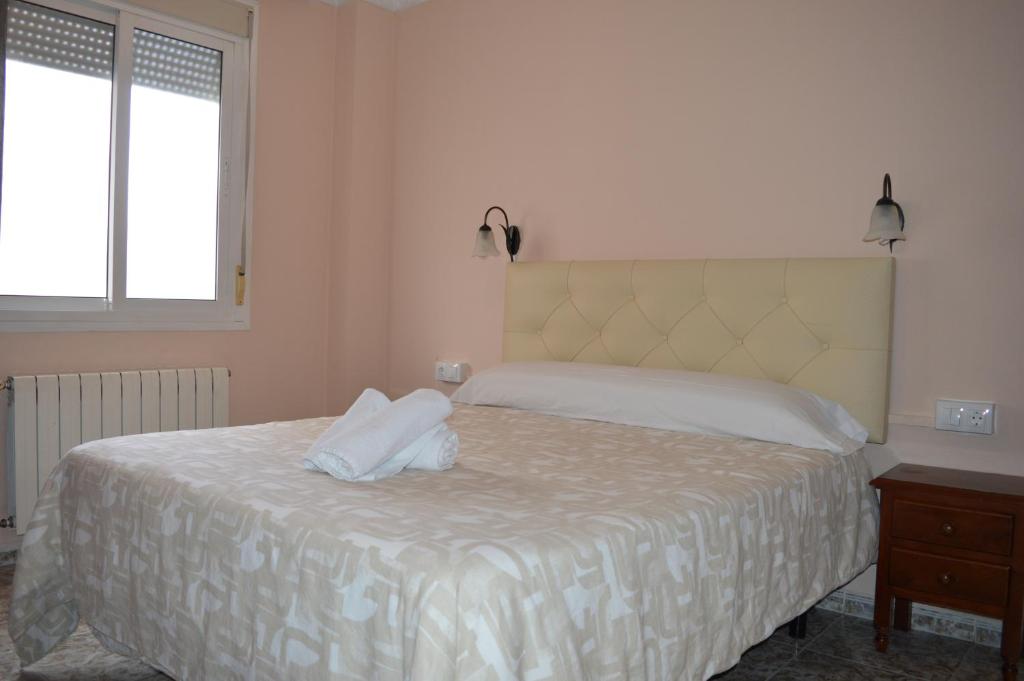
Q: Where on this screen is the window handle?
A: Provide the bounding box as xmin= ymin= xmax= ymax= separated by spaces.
xmin=235 ymin=265 xmax=246 ymax=305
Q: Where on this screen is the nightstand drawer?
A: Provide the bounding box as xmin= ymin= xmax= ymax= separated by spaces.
xmin=889 ymin=547 xmax=1010 ymax=607
xmin=891 ymin=499 xmax=1014 ymax=556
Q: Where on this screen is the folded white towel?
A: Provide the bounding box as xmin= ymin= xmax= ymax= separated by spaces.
xmin=304 ymin=388 xmax=453 ymax=481
xmin=303 ymin=388 xmax=390 ymax=473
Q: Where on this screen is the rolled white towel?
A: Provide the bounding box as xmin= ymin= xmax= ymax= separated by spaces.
xmin=356 ymin=423 xmax=459 ymax=481
xmin=303 ymin=388 xmax=389 ymax=473
xmin=306 ymin=388 xmax=452 ymax=481
xmin=407 ymin=425 xmax=459 ymax=471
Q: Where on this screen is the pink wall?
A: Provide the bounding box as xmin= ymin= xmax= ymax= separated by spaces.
xmin=389 ymin=0 xmax=1024 ymax=475
xmin=326 ymin=1 xmax=396 ymax=414
xmin=0 ymin=0 xmax=346 ymax=513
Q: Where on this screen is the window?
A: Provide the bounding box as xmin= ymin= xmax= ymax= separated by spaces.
xmin=0 ymin=0 xmax=252 ymax=330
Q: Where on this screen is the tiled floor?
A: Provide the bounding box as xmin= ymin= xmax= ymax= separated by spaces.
xmin=0 ymin=565 xmax=1005 ymax=680
xmin=712 ymin=608 xmax=1005 ymax=681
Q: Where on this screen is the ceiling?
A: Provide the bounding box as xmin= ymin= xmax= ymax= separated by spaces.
xmin=331 ymin=0 xmax=430 ymax=10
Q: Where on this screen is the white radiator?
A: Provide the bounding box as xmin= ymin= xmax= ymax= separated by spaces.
xmin=7 ymin=367 xmax=229 ymax=534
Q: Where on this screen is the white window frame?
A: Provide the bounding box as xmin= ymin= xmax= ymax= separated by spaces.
xmin=0 ymin=0 xmax=255 ymax=332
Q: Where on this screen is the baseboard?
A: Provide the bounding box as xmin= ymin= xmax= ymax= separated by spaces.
xmin=0 ymin=527 xmax=19 ymax=567
xmin=820 ymin=587 xmax=1003 ymax=648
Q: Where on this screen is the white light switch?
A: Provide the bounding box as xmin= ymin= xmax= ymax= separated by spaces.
xmin=434 ymin=361 xmax=468 ymax=384
xmin=935 ymin=399 xmax=995 ymax=435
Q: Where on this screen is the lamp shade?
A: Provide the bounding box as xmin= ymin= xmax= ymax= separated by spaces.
xmin=863 ymin=173 xmax=905 ymax=248
xmin=864 ymin=203 xmax=906 ymax=245
xmin=472 ymin=225 xmax=501 ymax=258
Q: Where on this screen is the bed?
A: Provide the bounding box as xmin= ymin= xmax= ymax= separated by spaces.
xmin=9 ymin=257 xmax=894 ymax=681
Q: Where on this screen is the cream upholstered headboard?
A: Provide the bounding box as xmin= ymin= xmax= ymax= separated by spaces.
xmin=503 ymin=258 xmax=894 ymax=443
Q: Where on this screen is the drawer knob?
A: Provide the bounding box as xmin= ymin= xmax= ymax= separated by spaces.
xmin=940 ymin=522 xmax=955 ymax=536
xmin=939 ymin=572 xmax=955 ymax=586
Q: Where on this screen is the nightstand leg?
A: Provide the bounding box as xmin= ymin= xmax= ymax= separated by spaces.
xmin=875 ymin=624 xmax=890 ymax=652
xmin=893 ymin=598 xmax=912 ymax=632
xmin=873 ymin=489 xmax=894 ymax=654
xmin=873 ymin=588 xmax=891 ymax=653
xmin=1002 ymin=572 xmax=1022 ymax=681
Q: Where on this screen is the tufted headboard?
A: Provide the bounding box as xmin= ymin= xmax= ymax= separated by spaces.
xmin=503 ymin=258 xmax=894 ymax=443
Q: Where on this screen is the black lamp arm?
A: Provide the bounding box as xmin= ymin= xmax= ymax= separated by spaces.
xmin=880 ymin=173 xmax=905 ymax=253
xmin=483 ymin=205 xmax=510 ymax=230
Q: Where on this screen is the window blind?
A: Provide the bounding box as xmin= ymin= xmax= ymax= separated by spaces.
xmin=128 ymin=0 xmax=251 ymax=38
xmin=133 ymin=29 xmax=222 ymax=102
xmin=5 ymin=1 xmax=114 ymax=80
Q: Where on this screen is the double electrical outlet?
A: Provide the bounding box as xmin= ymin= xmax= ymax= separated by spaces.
xmin=935 ymin=399 xmax=995 ymax=435
xmin=434 ymin=361 xmax=468 ymax=384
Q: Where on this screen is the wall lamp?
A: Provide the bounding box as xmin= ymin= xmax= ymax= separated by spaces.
xmin=863 ymin=173 xmax=905 ymax=252
xmin=472 ymin=206 xmax=521 ymax=262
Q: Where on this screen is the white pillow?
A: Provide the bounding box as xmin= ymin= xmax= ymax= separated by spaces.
xmin=451 ymin=362 xmax=868 ymax=455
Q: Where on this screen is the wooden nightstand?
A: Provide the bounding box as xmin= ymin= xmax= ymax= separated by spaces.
xmin=872 ymin=464 xmax=1024 ymax=681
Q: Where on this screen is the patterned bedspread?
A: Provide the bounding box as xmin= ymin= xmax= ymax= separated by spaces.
xmin=8 ymin=405 xmax=878 ymax=680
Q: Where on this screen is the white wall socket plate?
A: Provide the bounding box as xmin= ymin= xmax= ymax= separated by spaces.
xmin=434 ymin=361 xmax=468 ymax=384
xmin=934 ymin=399 xmax=995 ymax=435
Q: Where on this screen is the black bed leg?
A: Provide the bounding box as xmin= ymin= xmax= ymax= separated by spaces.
xmin=787 ymin=612 xmax=808 ymax=639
